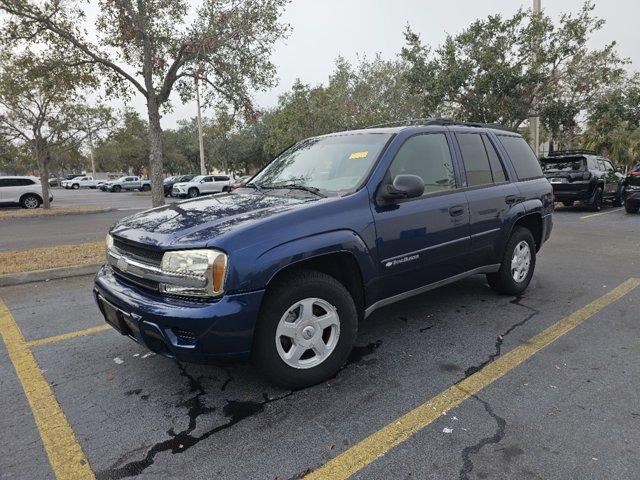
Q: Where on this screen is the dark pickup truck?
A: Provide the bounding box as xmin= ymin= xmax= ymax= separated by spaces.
xmin=94 ymin=120 xmax=553 ymax=387
xmin=540 ymin=150 xmax=625 ymax=211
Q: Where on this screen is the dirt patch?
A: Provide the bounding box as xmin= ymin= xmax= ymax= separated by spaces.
xmin=0 ymin=242 xmax=105 ymax=275
xmin=0 ymin=205 xmax=110 ymax=220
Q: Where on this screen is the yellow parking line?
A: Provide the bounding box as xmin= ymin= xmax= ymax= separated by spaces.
xmin=580 ymin=207 xmax=623 ymax=219
xmin=26 ymin=324 xmax=111 ymax=348
xmin=307 ymin=277 xmax=640 ymax=480
xmin=0 ymin=298 xmax=95 ymax=480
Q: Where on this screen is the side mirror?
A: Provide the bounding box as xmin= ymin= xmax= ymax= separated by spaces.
xmin=382 ymin=174 xmax=425 ymax=200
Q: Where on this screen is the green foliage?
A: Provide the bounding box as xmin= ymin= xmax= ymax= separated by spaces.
xmin=94 ymin=110 xmax=149 ymax=174
xmin=401 ymin=1 xmax=624 ymax=134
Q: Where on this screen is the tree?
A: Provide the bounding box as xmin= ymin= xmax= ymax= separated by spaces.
xmin=582 ymin=74 xmax=640 ymax=167
xmin=1 ymin=0 xmax=290 ymax=206
xmin=0 ymin=49 xmax=100 ymax=208
xmin=401 ymin=1 xmax=624 ymax=133
xmin=94 ymin=110 xmax=149 ymax=174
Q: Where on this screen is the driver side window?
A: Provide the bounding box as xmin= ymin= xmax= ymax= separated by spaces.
xmin=388 ymin=133 xmax=456 ymax=196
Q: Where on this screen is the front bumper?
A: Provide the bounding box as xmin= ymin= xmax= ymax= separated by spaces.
xmin=94 ymin=265 xmax=264 ymax=363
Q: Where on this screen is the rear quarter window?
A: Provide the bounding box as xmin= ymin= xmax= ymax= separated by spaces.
xmin=497 ymin=135 xmax=543 ymax=181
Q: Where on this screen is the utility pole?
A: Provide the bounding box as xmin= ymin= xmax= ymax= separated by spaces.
xmin=529 ymin=0 xmax=541 ymax=157
xmin=195 ymin=74 xmax=206 ymax=175
xmin=88 ymin=129 xmax=96 ymax=179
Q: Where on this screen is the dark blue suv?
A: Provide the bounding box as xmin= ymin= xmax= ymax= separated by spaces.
xmin=94 ymin=120 xmax=553 ymax=388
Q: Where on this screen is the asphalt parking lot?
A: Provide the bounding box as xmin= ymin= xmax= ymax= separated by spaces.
xmin=1 ymin=205 xmax=639 ymax=480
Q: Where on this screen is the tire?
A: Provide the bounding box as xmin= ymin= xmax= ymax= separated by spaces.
xmin=613 ymin=187 xmax=624 ymax=207
xmin=625 ymin=199 xmax=639 ymax=214
xmin=188 ymin=187 xmax=199 ymax=198
xmin=252 ymin=270 xmax=358 ymax=388
xmin=112 ymin=185 xmax=122 ymax=193
xmin=588 ymin=187 xmax=603 ymax=211
xmin=562 ymin=201 xmax=574 ymax=207
xmin=487 ymin=227 xmax=536 ymax=296
xmin=20 ymin=194 xmax=41 ymax=209
xmin=141 ymin=184 xmax=151 ymax=192
xmin=72 ymin=183 xmax=79 ymax=190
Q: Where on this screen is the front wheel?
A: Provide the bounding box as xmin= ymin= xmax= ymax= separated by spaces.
xmin=20 ymin=194 xmax=41 ymax=209
xmin=589 ymin=187 xmax=603 ymax=211
xmin=188 ymin=187 xmax=199 ymax=198
xmin=72 ymin=183 xmax=79 ymax=190
xmin=252 ymin=270 xmax=358 ymax=388
xmin=562 ymin=200 xmax=574 ymax=207
xmin=487 ymin=227 xmax=536 ymax=296
xmin=613 ymin=187 xmax=624 ymax=207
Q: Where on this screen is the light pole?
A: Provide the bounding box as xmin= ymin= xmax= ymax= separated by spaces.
xmin=195 ymin=74 xmax=206 ymax=175
xmin=529 ymin=0 xmax=541 ymax=157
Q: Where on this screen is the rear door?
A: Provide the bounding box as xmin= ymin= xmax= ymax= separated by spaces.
xmin=601 ymin=159 xmax=619 ymax=195
xmin=213 ymin=175 xmax=230 ymax=192
xmin=454 ymin=131 xmax=520 ymax=270
xmin=371 ymin=131 xmax=471 ymax=299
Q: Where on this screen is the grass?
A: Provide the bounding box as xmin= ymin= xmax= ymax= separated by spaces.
xmin=0 ymin=205 xmax=110 ymax=220
xmin=0 ymin=241 xmax=105 ymax=275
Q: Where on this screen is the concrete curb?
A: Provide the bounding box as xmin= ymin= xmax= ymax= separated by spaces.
xmin=0 ymin=264 xmax=102 ymax=287
xmin=0 ymin=207 xmax=113 ymax=221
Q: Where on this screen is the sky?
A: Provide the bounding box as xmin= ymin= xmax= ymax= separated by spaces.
xmin=109 ymin=0 xmax=640 ymax=129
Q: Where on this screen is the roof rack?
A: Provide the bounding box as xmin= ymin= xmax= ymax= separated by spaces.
xmin=546 ymin=149 xmax=598 ymax=157
xmin=364 ymin=118 xmax=514 ymax=132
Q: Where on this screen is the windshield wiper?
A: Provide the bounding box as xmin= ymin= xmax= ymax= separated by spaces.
xmin=258 ymin=183 xmax=326 ymax=197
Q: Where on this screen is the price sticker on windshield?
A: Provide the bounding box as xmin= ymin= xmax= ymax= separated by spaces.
xmin=349 ymin=151 xmax=369 ymax=160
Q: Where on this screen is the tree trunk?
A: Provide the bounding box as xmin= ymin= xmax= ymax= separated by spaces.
xmin=146 ymin=96 xmax=165 ymax=207
xmin=35 ymin=142 xmax=51 ymax=209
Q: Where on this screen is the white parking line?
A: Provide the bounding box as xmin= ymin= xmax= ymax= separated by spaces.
xmin=580 ymin=208 xmax=623 ymax=220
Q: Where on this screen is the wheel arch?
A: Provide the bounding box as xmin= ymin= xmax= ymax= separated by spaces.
xmin=509 ymin=212 xmax=543 ymax=252
xmin=20 ymin=191 xmax=42 ymax=205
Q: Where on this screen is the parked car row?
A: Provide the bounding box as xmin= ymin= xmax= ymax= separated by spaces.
xmin=99 ymin=176 xmax=151 ymax=192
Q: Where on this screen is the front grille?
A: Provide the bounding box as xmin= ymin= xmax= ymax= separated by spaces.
xmin=113 ymin=237 xmax=164 ymax=267
xmin=112 ymin=268 xmax=160 ymax=291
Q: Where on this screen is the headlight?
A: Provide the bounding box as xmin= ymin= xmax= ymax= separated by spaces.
xmin=106 ymin=234 xmax=114 ymax=252
xmin=159 ymin=249 xmax=227 ymax=297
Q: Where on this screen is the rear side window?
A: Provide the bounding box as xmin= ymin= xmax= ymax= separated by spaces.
xmin=497 ymin=135 xmax=543 ymax=180
xmin=456 ymin=133 xmax=493 ymax=187
xmin=214 ymin=176 xmax=230 ymax=181
xmin=482 ymin=135 xmax=507 ymax=182
xmin=388 ymin=133 xmax=456 ymax=195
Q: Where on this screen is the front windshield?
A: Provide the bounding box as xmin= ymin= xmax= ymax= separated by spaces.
xmin=249 ymin=133 xmax=392 ymax=196
xmin=189 ymin=175 xmax=205 ymax=183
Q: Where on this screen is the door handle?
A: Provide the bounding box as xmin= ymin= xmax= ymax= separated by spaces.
xmin=449 ymin=205 xmax=465 ymax=217
xmin=505 ymin=195 xmax=523 ymax=205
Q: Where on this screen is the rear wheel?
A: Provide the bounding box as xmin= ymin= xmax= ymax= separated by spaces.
xmin=588 ymin=187 xmax=603 ymax=211
xmin=20 ymin=194 xmax=41 ymax=209
xmin=562 ymin=200 xmax=574 ymax=207
xmin=613 ymin=186 xmax=624 ymax=207
xmin=141 ymin=184 xmax=151 ymax=191
xmin=188 ymin=187 xmax=199 ymax=198
xmin=487 ymin=227 xmax=536 ymax=296
xmin=253 ymin=270 xmax=358 ymax=388
xmin=625 ymin=199 xmax=639 ymax=214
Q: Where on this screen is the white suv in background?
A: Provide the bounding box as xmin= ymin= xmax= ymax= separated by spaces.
xmin=0 ymin=176 xmax=53 ymax=209
xmin=171 ymin=174 xmax=232 ymax=198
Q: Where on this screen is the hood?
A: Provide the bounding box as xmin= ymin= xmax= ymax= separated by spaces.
xmin=110 ymin=191 xmax=319 ymax=248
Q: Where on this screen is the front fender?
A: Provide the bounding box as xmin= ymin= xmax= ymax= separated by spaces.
xmin=229 ymin=229 xmax=376 ymax=293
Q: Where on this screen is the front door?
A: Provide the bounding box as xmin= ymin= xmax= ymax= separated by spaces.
xmin=371 ymin=132 xmax=471 ymax=300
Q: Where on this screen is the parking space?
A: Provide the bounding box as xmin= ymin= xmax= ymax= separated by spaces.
xmin=1 ymin=209 xmax=639 ymax=479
